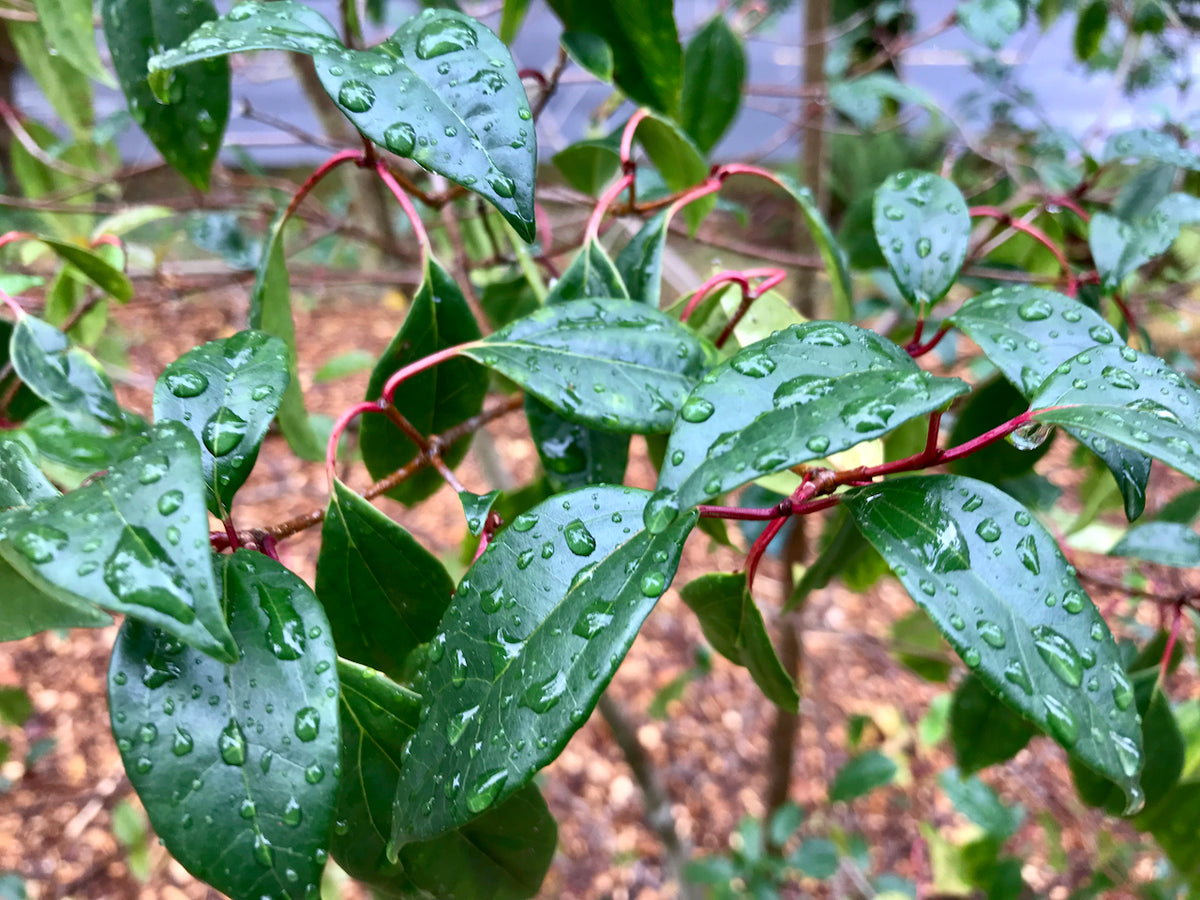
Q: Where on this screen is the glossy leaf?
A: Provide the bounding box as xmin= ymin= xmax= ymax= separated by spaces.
xmin=334 ymin=659 xmax=557 ymax=899
xmin=0 ymin=542 xmax=111 ymax=642
xmin=1089 ymin=209 xmax=1178 ymax=292
xmin=499 ymin=0 xmax=531 ymax=43
xmin=545 ymin=240 xmax=629 ymax=305
xmin=680 ymin=15 xmax=745 ymax=153
xmin=102 ymin=0 xmax=229 ymax=191
xmin=551 ymin=134 xmax=621 ymax=196
xmin=1135 ymin=781 xmax=1200 ymax=878
xmin=462 ymin=299 xmax=717 ymax=434
xmin=544 ymin=0 xmax=681 ymax=114
xmin=950 ymin=673 xmax=1036 ymax=774
xmin=1030 ymin=343 xmax=1200 ymax=487
xmin=35 ymin=0 xmax=113 ymax=85
xmin=461 ymin=490 xmax=501 ymax=537
xmin=679 ymin=573 xmax=798 ymax=711
xmin=957 ymin=0 xmax=1022 ymax=50
xmin=21 ymin=408 xmax=151 ymax=474
xmin=635 ymin=113 xmax=714 ymax=233
xmin=391 ymin=486 xmax=697 ymax=844
xmin=10 ymin=316 xmax=121 ymax=427
xmin=149 ymin=2 xmax=536 ymax=237
xmin=873 ymin=170 xmax=970 ymax=309
xmin=951 ymin=286 xmax=1151 ymax=520
xmin=33 ymin=237 xmax=133 ymax=303
xmin=778 ymin=175 xmax=853 ymax=320
xmin=108 ymin=550 xmax=340 ymax=900
xmin=844 ymin=475 xmax=1144 ymax=811
xmin=1110 ymin=521 xmax=1200 ymax=568
xmin=153 ymin=330 xmax=289 ymax=517
xmin=0 ymin=423 xmax=237 ymax=661
xmin=315 ymin=481 xmax=455 ymax=680
xmin=0 ymin=439 xmax=59 ymax=509
xmin=249 ymin=215 xmax=323 ymax=461
xmin=615 ymin=210 xmax=669 ymax=307
xmin=361 ymin=259 xmax=486 ymax=505
xmin=561 ymin=31 xmax=613 ymax=81
xmin=1074 ymin=0 xmax=1108 ymax=60
xmin=829 ymin=751 xmax=897 ymax=802
xmin=645 ymin=322 xmax=968 ymax=533
xmin=1103 ymin=128 xmax=1200 ymax=170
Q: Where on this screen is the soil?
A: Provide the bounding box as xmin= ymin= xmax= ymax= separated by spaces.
xmin=0 ymin=270 xmax=1195 ymax=900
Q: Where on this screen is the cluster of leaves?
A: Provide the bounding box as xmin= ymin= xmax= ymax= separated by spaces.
xmin=1 ymin=1 xmax=1200 ymax=898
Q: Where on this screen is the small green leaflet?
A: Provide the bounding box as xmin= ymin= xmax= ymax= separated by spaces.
xmin=461 ymin=299 xmax=717 ymax=434
xmin=644 ymin=321 xmax=968 ymax=533
xmin=153 ymin=330 xmax=289 ymax=518
xmin=843 ymin=475 xmax=1144 ymax=812
xmin=634 ymin=113 xmax=715 ymax=233
xmin=10 ymin=316 xmax=122 ymax=427
xmin=679 ymin=15 xmax=745 ymax=154
xmin=0 ymin=422 xmax=237 ymax=661
xmin=829 ymin=751 xmax=897 ymax=803
xmin=461 ymin=489 xmax=501 ymax=536
xmin=1089 ymin=192 xmax=1198 ymax=291
xmin=873 ymin=170 xmax=970 ymax=309
xmin=391 ymin=486 xmax=696 ymax=844
xmin=615 ymin=210 xmax=669 ymax=307
xmin=148 ymin=1 xmax=536 ymax=238
xmin=828 ymin=74 xmax=940 ymax=131
xmin=108 ymin=551 xmax=340 ymax=900
xmin=29 ymin=236 xmax=132 ymax=302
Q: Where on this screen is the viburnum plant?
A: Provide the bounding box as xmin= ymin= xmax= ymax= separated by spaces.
xmin=2 ymin=0 xmax=1200 ymax=896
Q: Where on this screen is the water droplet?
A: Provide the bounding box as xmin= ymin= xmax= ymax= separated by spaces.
xmin=250 ymin=384 xmax=273 ymax=402
xmin=730 ymin=352 xmax=776 ymax=378
xmin=883 ymin=205 xmax=904 ymax=221
xmin=104 ymin=526 xmax=194 ymax=622
xmin=639 ymin=571 xmax=666 ymax=597
xmin=415 ymin=18 xmax=479 ymax=59
xmin=1017 ymin=297 xmax=1053 ymax=321
xmin=977 ymin=620 xmax=1006 ymax=649
xmin=1010 ymin=421 xmax=1052 ymax=450
xmin=252 ymin=831 xmax=273 ymax=867
xmin=915 ymin=237 xmax=932 ymax=258
xmin=1062 ymin=591 xmax=1086 ymax=614
xmin=644 ymin=490 xmax=680 ymax=533
xmin=1017 ymin=534 xmax=1040 ymax=574
xmin=219 ymin=719 xmax=247 ymax=766
xmin=1102 ymin=365 xmax=1139 ymax=390
xmin=1031 ymin=625 xmax=1083 ymax=688
xmin=466 ymin=767 xmax=508 ymax=813
xmin=754 ymin=448 xmax=791 ymax=471
xmin=304 ymin=763 xmax=325 ymax=784
xmin=1013 ymin=510 xmax=1032 ymax=526
xmin=540 ymin=541 xmax=555 ymax=559
xmin=521 ymin=671 xmax=567 ymax=713
xmin=918 ymin=578 xmax=936 ymax=596
xmin=573 ymin=599 xmax=613 ymax=638
xmin=949 ymin=613 xmax=966 ymax=631
xmin=384 ymin=122 xmax=417 ymax=155
xmin=564 ymin=520 xmax=596 ymax=556
xmin=680 ymin=396 xmax=715 ymax=423
xmin=451 ymin=648 xmax=468 ymax=687
xmin=337 ymin=80 xmax=375 ymax=113
xmin=806 ymin=435 xmax=830 ymax=454
xmin=1088 ymin=325 xmax=1114 ymax=344
xmin=293 ymin=707 xmax=319 ymax=742
xmin=963 ymin=647 xmax=981 ymax=668
xmin=773 ymin=374 xmax=836 ymax=409
xmin=202 ymin=408 xmax=247 ymax=457
xmin=488 ymin=174 xmax=516 ymax=198
xmin=840 ymin=396 xmax=896 ymax=433
xmin=166 ymin=370 xmax=208 ymax=398
xmin=511 ymin=511 xmax=538 ymax=532
xmin=1042 ymin=696 xmax=1079 ymax=746
xmin=157 ymin=490 xmax=183 ymax=516
xmin=133 ymin=756 xmax=153 ymax=774
xmin=516 ymin=549 xmax=535 ymax=570
xmin=282 ymin=796 xmax=303 ymax=827
xmin=1004 ymin=659 xmax=1032 ymax=694
xmin=975 ymin=519 xmax=1001 ymax=542
xmin=447 ymin=704 xmax=480 ymax=745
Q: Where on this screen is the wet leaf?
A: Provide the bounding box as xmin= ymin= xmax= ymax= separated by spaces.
xmin=844 ymin=474 xmax=1144 ymax=812
xmin=551 ymin=133 xmax=621 ymax=196
xmin=153 ymin=331 xmax=289 ymax=518
xmin=561 ymin=31 xmax=613 ymax=81
xmin=10 ymin=316 xmax=121 ymax=427
xmin=361 ymin=258 xmax=486 ymax=505
xmin=0 ymin=423 xmax=237 ymax=661
xmin=35 ymin=0 xmax=113 ymax=85
xmin=0 ymin=439 xmax=59 ymax=509
xmin=950 ymin=672 xmax=1037 ymax=774
xmin=873 ymin=170 xmax=970 ymax=309
xmin=1110 ymin=521 xmax=1200 ymax=568
xmin=679 ymin=573 xmax=798 ymax=711
xmin=108 ymin=550 xmax=340 ymax=900
xmin=28 ymin=237 xmax=132 ymax=303
xmin=391 ymin=486 xmax=696 ymax=843
xmin=1103 ymin=128 xmax=1200 ymax=170
xmin=462 ymin=299 xmax=717 ymax=434
xmin=315 ymin=481 xmax=455 ymax=680
xmin=1089 ymin=209 xmax=1178 ymax=292
xmin=102 ymin=0 xmax=229 ymax=191
xmin=645 ymin=321 xmax=967 ymax=533
xmin=615 ymin=210 xmax=669 ymax=307
xmin=634 ymin=113 xmax=714 ymax=233
xmin=544 ymin=240 xmax=628 ymax=305
xmin=21 ymin=408 xmax=150 ymax=474
xmin=461 ymin=489 xmax=501 ymax=537
xmin=680 ymin=14 xmax=744 ymax=153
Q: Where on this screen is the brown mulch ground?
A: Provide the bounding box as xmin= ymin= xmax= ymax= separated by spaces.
xmin=0 ymin=282 xmax=1194 ymax=900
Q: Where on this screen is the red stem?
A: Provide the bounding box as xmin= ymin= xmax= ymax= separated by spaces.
xmin=585 ymin=172 xmax=635 ymax=243
xmin=0 ymin=288 xmax=25 ymax=319
xmin=375 ymin=159 xmax=431 ymax=263
xmin=1112 ymin=293 xmax=1138 ymax=339
xmin=681 ymin=271 xmax=750 ymax=322
xmin=908 ymin=322 xmax=952 ymax=358
xmin=326 ymin=400 xmax=387 ymax=484
xmin=382 ymin=343 xmax=469 ymax=403
xmin=1045 ymin=194 xmax=1090 ymax=222
xmin=970 ymin=205 xmax=1078 ymax=297
xmin=0 ymin=231 xmax=34 ymax=252
xmin=1160 ymin=604 xmax=1184 ymax=686
xmin=223 ymin=516 xmax=242 ymax=551
xmin=619 ymin=109 xmax=650 ymax=167
xmin=284 ymin=149 xmax=364 ymax=222
xmin=715 ymin=268 xmax=787 ymax=348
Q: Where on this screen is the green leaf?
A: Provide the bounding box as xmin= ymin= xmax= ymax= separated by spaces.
xmin=7 ymin=20 xmax=92 ymax=136
xmin=462 ymin=299 xmax=717 ymax=434
xmin=314 ymin=350 xmax=376 ymax=383
xmin=1103 ymin=128 xmax=1200 ymax=170
xmin=1089 ymin=210 xmax=1176 ymax=292
xmin=615 ymin=210 xmax=670 ymax=307
xmin=790 ymin=839 xmax=839 ymax=879
xmin=460 ymin=489 xmax=500 ymax=537
xmin=679 ymin=15 xmax=744 ymax=153
xmin=873 ymin=170 xmax=970 ymax=309
xmin=634 ymin=113 xmax=713 ymax=233
xmin=778 ymin=175 xmax=854 ymax=320
xmin=843 ymin=475 xmax=1144 ymax=811
xmin=0 ymin=423 xmax=237 ymax=661
xmin=149 ymin=2 xmax=536 ymax=238
xmin=153 ymin=331 xmax=289 ymax=518
xmin=561 ymin=31 xmax=614 ymax=81
xmin=551 ymin=134 xmax=622 ymax=196
xmin=544 ymin=0 xmax=681 ymax=114
xmin=102 ymin=0 xmax=229 ymax=191
xmin=644 ymin=322 xmax=968 ymax=533
xmin=0 ymin=547 xmax=111 ymax=642
xmin=9 ymin=316 xmax=121 ymax=427
xmin=108 ymin=550 xmax=340 ymax=900
xmin=315 ymin=481 xmax=455 ymax=680
xmin=361 ymin=258 xmax=486 ymax=505
xmin=678 ymin=573 xmax=798 ymax=711
xmin=1073 ymin=0 xmax=1108 ymax=60
xmin=250 ymin=216 xmax=323 ymax=461
xmin=829 ymin=751 xmax=897 ymax=802
xmin=333 ymin=659 xmax=556 ymax=899
xmin=0 ymin=687 xmax=33 ymax=727
xmin=34 ymin=238 xmax=133 ymax=303
xmin=950 ymin=673 xmax=1036 ymax=774
xmin=1135 ymin=781 xmax=1200 ymax=878
xmin=891 ymin=609 xmax=953 ymax=683
xmin=1110 ymin=521 xmax=1200 ymax=568
xmin=1030 ymin=343 xmax=1200 ymax=488
xmin=34 ymin=0 xmax=114 ymax=85
xmin=1153 ymin=488 xmax=1200 ymax=524
xmin=957 ymin=0 xmax=1022 ymax=50
xmin=0 ymin=439 xmax=59 ymax=509
xmin=391 ymin=486 xmax=696 ymax=844
xmin=828 ymin=73 xmax=941 ymax=131
xmin=950 ymin=286 xmax=1150 ymax=520
xmin=21 ymin=408 xmax=150 ymax=474
xmin=499 ymin=0 xmax=531 ymax=43
xmin=547 ymin=240 xmax=629 ymax=304
xmin=938 ymin=768 xmax=1024 ymax=839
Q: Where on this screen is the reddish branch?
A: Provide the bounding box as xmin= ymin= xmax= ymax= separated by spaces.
xmin=970 ymin=205 xmax=1079 ymax=297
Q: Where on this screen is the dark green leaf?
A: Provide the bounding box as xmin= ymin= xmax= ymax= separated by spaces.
xmin=0 ymin=687 xmax=33 ymax=727
xmin=778 ymin=175 xmax=854 ymax=319
xmin=561 ymin=31 xmax=613 ymax=81
xmin=873 ymin=170 xmax=970 ymax=309
xmin=615 ymin=210 xmax=669 ymax=307
xmin=844 ymin=475 xmax=1144 ymax=810
xmin=551 ymin=134 xmax=621 ymax=196
xmin=790 ymin=839 xmax=839 ymax=879
xmin=767 ymin=802 xmax=803 ymax=848
xmin=250 ymin=216 xmax=324 ymax=461
xmin=939 ymin=768 xmax=1024 ymax=839
xmin=680 ymin=15 xmax=745 ymax=153
xmin=679 ymin=573 xmax=798 ymax=711
xmin=315 ymin=480 xmax=455 ymax=680
xmin=10 ymin=316 xmax=121 ymax=426
xmin=1110 ymin=521 xmax=1200 ymax=568
xmin=334 ymin=659 xmax=556 ymax=900
xmin=102 ymin=0 xmax=229 ymax=191
xmin=462 ymin=299 xmax=716 ymax=434
xmin=546 ymin=240 xmax=629 ymax=304
xmin=153 ymin=330 xmax=289 ymax=517
xmin=21 ymin=408 xmax=150 ymax=474
xmin=461 ymin=489 xmax=501 ymax=536
xmin=1153 ymin=488 xmax=1200 ymax=524
xmin=149 ymin=2 xmax=536 ymax=237
xmin=1073 ymin=0 xmax=1108 ymax=60
xmin=499 ymin=0 xmax=531 ymax=43
xmin=950 ymin=286 xmax=1150 ymax=520
xmin=0 ymin=439 xmax=59 ymax=509
xmin=644 ymin=322 xmax=968 ymax=533
xmin=948 ymin=377 xmax=1053 ymax=482
xmin=635 ymin=113 xmax=713 ymax=233
xmin=544 ymin=0 xmax=681 ymax=114
xmin=1135 ymin=781 xmax=1200 ymax=878
xmin=361 ymin=259 xmax=486 ymax=505
xmin=1103 ymin=128 xmax=1200 ymax=170
xmin=829 ymin=751 xmax=896 ymax=802
xmin=391 ymin=486 xmax=696 ymax=843
xmin=0 ymin=423 xmax=237 ymax=660
xmin=525 ymin=397 xmax=630 ymax=491
xmin=891 ymin=609 xmax=953 ymax=683
xmin=0 ymin=546 xmax=111 ymax=642
xmin=957 ymin=0 xmax=1022 ymax=50
xmin=108 ymin=550 xmax=340 ymax=900
xmin=950 ymin=673 xmax=1037 ymax=774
